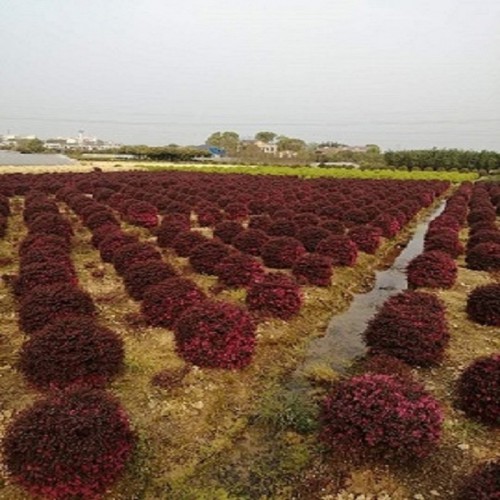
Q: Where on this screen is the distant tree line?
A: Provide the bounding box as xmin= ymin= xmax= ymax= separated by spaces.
xmin=384 ymin=149 xmax=500 ymax=173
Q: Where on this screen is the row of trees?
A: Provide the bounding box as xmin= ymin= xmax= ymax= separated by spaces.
xmin=384 ymin=149 xmax=500 ymax=173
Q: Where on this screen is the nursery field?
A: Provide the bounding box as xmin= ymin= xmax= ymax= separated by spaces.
xmin=0 ymin=170 xmax=498 ymax=499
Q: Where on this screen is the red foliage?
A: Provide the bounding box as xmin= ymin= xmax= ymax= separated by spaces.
xmin=466 ymin=283 xmax=500 ymax=326
xmin=320 ymin=220 xmax=345 ymax=235
xmin=112 ymin=242 xmax=162 ymax=276
xmin=364 ymin=290 xmax=449 ymax=366
xmin=424 ymin=232 xmax=464 ymax=258
xmin=224 ymin=202 xmax=249 ymax=220
xmin=172 ymin=230 xmax=210 ymax=257
xmin=215 ymin=253 xmax=265 ymax=288
xmin=23 ymin=201 xmax=59 ymax=223
xmin=292 ymin=253 xmax=333 ymax=287
xmin=467 ymin=229 xmax=500 ymax=250
xmin=456 ymin=461 xmax=500 ymax=500
xmin=19 ymin=247 xmax=74 ymax=276
xmin=296 ymin=226 xmax=331 ymax=252
xmin=372 ymin=214 xmax=401 ymax=238
xmin=316 ymin=235 xmax=358 ymax=266
xmin=248 ymin=214 xmax=273 ymax=232
xmin=213 ymin=220 xmax=245 ymax=244
xmin=267 ymin=218 xmax=298 ymax=237
xmin=232 ymin=229 xmax=270 ymax=256
xmin=123 ymin=260 xmax=178 ymax=301
xmin=90 ymin=224 xmax=121 ymax=248
xmin=174 ymin=301 xmax=256 ymax=369
xmin=468 ymin=208 xmax=496 ymax=225
xmin=261 ymin=236 xmax=306 ymax=269
xmin=246 ymin=272 xmax=302 ymax=319
xmin=19 ymin=283 xmax=96 ymax=335
xmin=85 ymin=210 xmax=119 ymax=231
xmin=428 ymin=215 xmax=461 ymax=233
xmin=28 ymin=213 xmax=74 ymax=242
xmin=466 ymin=242 xmax=500 ymax=271
xmin=98 ymin=232 xmax=138 ymax=262
xmin=2 ymin=388 xmax=135 ymax=499
xmin=141 ymin=277 xmax=206 ymax=328
xmin=156 ymin=218 xmax=191 ymax=247
xmin=125 ymin=201 xmax=159 ymax=228
xmin=320 ymin=374 xmax=443 ymax=461
xmin=293 ymin=212 xmax=320 ymax=226
xmin=19 ymin=315 xmax=124 ymax=390
xmin=189 ymin=241 xmax=232 ymax=275
xmin=456 ymin=354 xmax=500 ymax=426
xmin=14 ymin=262 xmax=76 ymax=298
xmin=348 ymin=225 xmax=382 ymax=254
xmin=360 ymin=354 xmax=414 ymax=382
xmin=0 ymin=215 xmax=6 ymax=238
xmin=197 ymin=206 xmax=223 ymax=226
xmin=19 ymin=234 xmax=70 ymax=257
xmin=407 ymin=250 xmax=457 ymax=288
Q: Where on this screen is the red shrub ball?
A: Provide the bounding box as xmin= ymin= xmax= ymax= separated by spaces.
xmin=189 ymin=241 xmax=232 ymax=275
xmin=246 ymin=272 xmax=302 ymax=319
xmin=293 ymin=212 xmax=320 ymax=226
xmin=232 ymin=229 xmax=270 ymax=256
xmin=14 ymin=262 xmax=76 ymax=298
xmin=19 ymin=247 xmax=74 ymax=276
xmin=424 ymin=232 xmax=464 ymax=258
xmin=456 ymin=354 xmax=500 ymax=426
xmin=316 ymin=235 xmax=358 ymax=267
xmin=348 ymin=225 xmax=382 ymax=254
xmin=2 ymin=388 xmax=135 ymax=499
xmin=407 ymin=250 xmax=457 ymax=289
xmin=99 ymin=232 xmax=138 ymax=262
xmin=19 ymin=283 xmax=95 ymax=335
xmin=19 ymin=233 xmax=70 ymax=258
xmin=123 ymin=259 xmax=177 ymax=301
xmin=292 ymin=253 xmax=333 ymax=287
xmin=261 ymin=236 xmax=306 ymax=269
xmin=126 ymin=201 xmax=159 ymax=228
xmin=141 ymin=277 xmax=206 ymax=328
xmin=85 ymin=210 xmax=119 ymax=231
xmin=28 ymin=213 xmax=74 ymax=242
xmin=215 ymin=253 xmax=265 ymax=288
xmin=428 ymin=215 xmax=461 ymax=233
xmin=360 ymin=353 xmax=415 ymax=382
xmin=23 ymin=201 xmax=59 ymax=223
xmin=213 ymin=221 xmax=245 ymax=244
xmin=321 ymin=374 xmax=443 ymax=461
xmin=112 ymin=242 xmax=162 ymax=276
xmin=320 ymin=220 xmax=345 ymax=235
xmin=467 ymin=229 xmax=500 ymax=250
xmin=267 ymin=218 xmax=298 ymax=237
xmin=225 ymin=202 xmax=249 ymax=220
xmin=172 ymin=230 xmax=210 ymax=257
xmin=156 ymin=219 xmax=191 ymax=247
xmin=468 ymin=208 xmax=496 ymax=225
xmin=248 ymin=214 xmax=272 ymax=232
xmin=196 ymin=206 xmax=223 ymax=226
xmin=466 ymin=242 xmax=500 ymax=271
xmin=90 ymin=223 xmax=121 ymax=248
xmin=296 ymin=225 xmax=331 ymax=252
xmin=456 ymin=461 xmax=500 ymax=500
xmin=372 ymin=214 xmax=401 ymax=238
xmin=19 ymin=315 xmax=124 ymax=390
xmin=364 ymin=290 xmax=449 ymax=366
xmin=174 ymin=301 xmax=256 ymax=369
xmin=466 ymin=283 xmax=500 ymax=326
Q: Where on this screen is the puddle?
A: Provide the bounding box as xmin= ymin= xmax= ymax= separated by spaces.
xmin=295 ymin=201 xmax=447 ymax=380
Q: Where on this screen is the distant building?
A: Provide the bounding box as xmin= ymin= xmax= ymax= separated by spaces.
xmin=43 ymin=132 xmax=120 ymax=152
xmin=239 ymin=139 xmax=278 ymax=155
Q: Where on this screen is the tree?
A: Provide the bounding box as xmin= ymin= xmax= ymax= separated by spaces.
xmin=206 ymin=131 xmax=240 ymax=156
xmin=16 ymin=138 xmax=45 ymax=154
xmin=254 ymin=131 xmax=277 ymax=143
xmin=276 ymin=136 xmax=306 ymax=152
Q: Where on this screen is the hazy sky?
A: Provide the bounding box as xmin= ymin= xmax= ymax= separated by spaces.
xmin=1 ymin=0 xmax=499 ymax=150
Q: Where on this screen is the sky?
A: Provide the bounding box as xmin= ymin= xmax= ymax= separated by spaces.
xmin=1 ymin=0 xmax=499 ymax=150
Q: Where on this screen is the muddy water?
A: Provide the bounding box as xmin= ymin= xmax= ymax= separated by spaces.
xmin=296 ymin=201 xmax=447 ymax=379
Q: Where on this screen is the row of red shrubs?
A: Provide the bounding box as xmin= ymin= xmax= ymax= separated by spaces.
xmin=3 ymin=192 xmax=136 ymax=499
xmin=0 ymin=193 xmax=8 ymax=238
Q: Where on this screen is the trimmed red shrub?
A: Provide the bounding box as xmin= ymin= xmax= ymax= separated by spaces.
xmin=293 ymin=212 xmax=320 ymax=227
xmin=261 ymin=236 xmax=306 ymax=269
xmin=98 ymin=232 xmax=138 ymax=262
xmin=424 ymin=232 xmax=464 ymax=258
xmin=28 ymin=213 xmax=73 ymax=242
xmin=85 ymin=210 xmax=119 ymax=231
xmin=468 ymin=208 xmax=496 ymax=225
xmin=189 ymin=241 xmax=232 ymax=275
xmin=364 ymin=290 xmax=449 ymax=366
xmin=246 ymin=272 xmax=302 ymax=319
xmin=213 ymin=220 xmax=245 ymax=244
xmin=467 ymin=229 xmax=500 ymax=250
xmin=90 ymin=223 xmax=121 ymax=248
xmin=112 ymin=242 xmax=163 ymax=276
xmin=174 ymin=301 xmax=256 ymax=369
xmin=215 ymin=253 xmax=265 ymax=288
xmin=14 ymin=262 xmax=76 ymax=298
xmin=248 ymin=214 xmax=272 ymax=232
xmin=19 ymin=233 xmax=70 ymax=257
xmin=469 ymin=220 xmax=497 ymax=235
xmin=19 ymin=283 xmax=96 ymax=334
xmin=316 ymin=235 xmax=358 ymax=267
xmin=292 ymin=253 xmax=333 ymax=287
xmin=360 ymin=353 xmax=414 ymax=382
xmin=172 ymin=230 xmax=210 ymax=257
xmin=19 ymin=247 xmax=74 ymax=275
xmin=320 ymin=374 xmax=443 ymax=461
xmin=456 ymin=461 xmax=500 ymax=500
xmin=466 ymin=283 xmax=500 ymax=326
xmin=2 ymin=388 xmax=135 ymax=499
xmin=456 ymin=354 xmax=500 ymax=426
xmin=428 ymin=215 xmax=461 ymax=233
xmin=19 ymin=315 xmax=124 ymax=390
xmin=197 ymin=206 xmax=223 ymax=226
xmin=126 ymin=201 xmax=159 ymax=228
xmin=157 ymin=219 xmax=191 ymax=248
xmin=348 ymin=225 xmax=382 ymax=254
xmin=23 ymin=201 xmax=59 ymax=223
xmin=466 ymin=242 xmax=500 ymax=271
xmin=407 ymin=250 xmax=457 ymax=288
xmin=225 ymin=202 xmax=249 ymax=220
xmin=0 ymin=215 xmax=6 ymax=238
xmin=141 ymin=277 xmax=206 ymax=328
xmin=232 ymin=229 xmax=270 ymax=256
xmin=372 ymin=215 xmax=401 ymax=238
xmin=267 ymin=218 xmax=298 ymax=237
xmin=296 ymin=226 xmax=331 ymax=252
xmin=320 ymin=220 xmax=345 ymax=235
xmin=123 ymin=260 xmax=177 ymax=301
